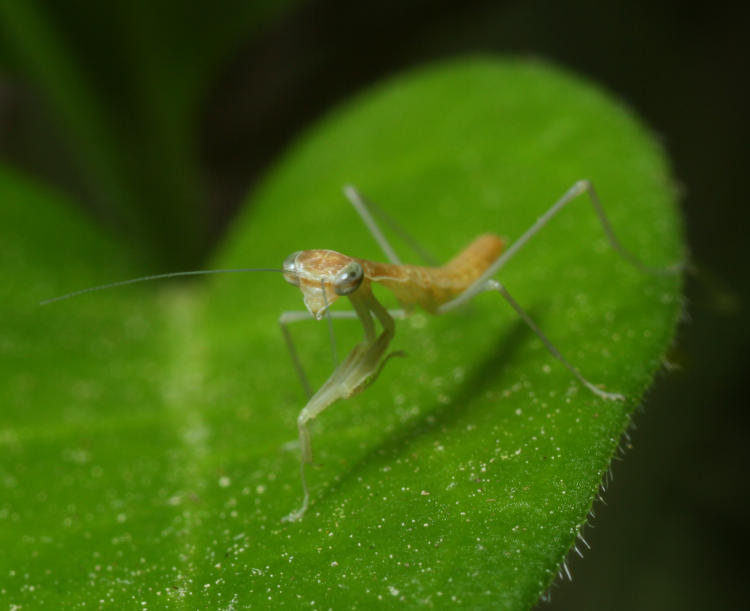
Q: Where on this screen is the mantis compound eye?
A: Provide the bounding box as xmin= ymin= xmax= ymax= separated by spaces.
xmin=282 ymin=251 xmax=302 ymax=286
xmin=333 ymin=261 xmax=364 ymax=295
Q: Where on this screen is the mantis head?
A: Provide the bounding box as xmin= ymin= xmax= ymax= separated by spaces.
xmin=282 ymin=249 xmax=365 ymax=319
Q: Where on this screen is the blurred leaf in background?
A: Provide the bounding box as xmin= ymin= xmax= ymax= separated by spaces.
xmin=0 ymin=0 xmax=295 ymax=267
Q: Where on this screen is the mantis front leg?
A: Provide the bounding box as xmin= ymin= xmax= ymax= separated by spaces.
xmin=282 ymin=290 xmax=397 ymax=522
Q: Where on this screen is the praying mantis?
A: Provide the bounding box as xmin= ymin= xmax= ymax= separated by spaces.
xmin=43 ymin=180 xmax=682 ymax=522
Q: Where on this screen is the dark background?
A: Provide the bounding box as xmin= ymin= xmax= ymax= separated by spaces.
xmin=1 ymin=1 xmax=747 ymax=608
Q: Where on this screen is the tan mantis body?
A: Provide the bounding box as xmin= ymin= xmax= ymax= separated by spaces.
xmin=289 ymin=233 xmax=505 ymax=318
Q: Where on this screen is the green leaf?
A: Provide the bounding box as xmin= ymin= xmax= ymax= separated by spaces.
xmin=1 ymin=57 xmax=683 ymax=608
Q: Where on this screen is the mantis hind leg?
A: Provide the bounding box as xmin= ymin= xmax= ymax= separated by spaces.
xmin=439 ymin=179 xmax=683 ymax=312
xmin=437 ymin=179 xmax=684 ymax=400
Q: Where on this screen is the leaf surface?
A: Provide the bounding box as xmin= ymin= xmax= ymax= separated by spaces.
xmin=1 ymin=58 xmax=684 ymax=609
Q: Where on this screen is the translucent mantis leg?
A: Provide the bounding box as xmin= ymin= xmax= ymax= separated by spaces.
xmin=485 ymin=279 xmax=624 ymax=401
xmin=437 ymin=179 xmax=683 ymax=401
xmin=343 ymin=185 xmax=438 ymax=266
xmin=438 ymin=179 xmax=684 ymax=313
xmin=282 ymin=292 xmax=399 ymax=522
xmin=278 ymin=309 xmax=406 ymax=399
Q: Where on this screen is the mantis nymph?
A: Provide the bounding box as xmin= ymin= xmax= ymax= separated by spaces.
xmin=43 ymin=180 xmax=681 ymax=522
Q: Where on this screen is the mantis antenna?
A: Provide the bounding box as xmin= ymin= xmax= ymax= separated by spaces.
xmin=39 ymin=268 xmax=284 ymax=305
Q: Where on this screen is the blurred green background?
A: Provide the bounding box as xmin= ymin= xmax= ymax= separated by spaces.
xmin=1 ymin=1 xmax=746 ymax=609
